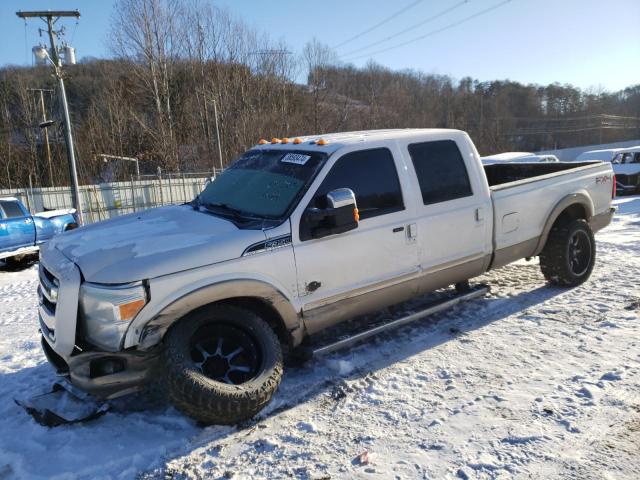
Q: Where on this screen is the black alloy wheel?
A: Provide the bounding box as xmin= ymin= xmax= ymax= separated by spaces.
xmin=191 ymin=324 xmax=261 ymax=385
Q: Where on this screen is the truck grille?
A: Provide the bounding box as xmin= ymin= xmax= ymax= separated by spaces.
xmin=38 ymin=263 xmax=59 ymax=340
xmin=617 ymin=174 xmax=639 ymax=186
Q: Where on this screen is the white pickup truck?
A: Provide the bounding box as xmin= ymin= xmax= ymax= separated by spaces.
xmin=37 ymin=129 xmax=615 ymax=424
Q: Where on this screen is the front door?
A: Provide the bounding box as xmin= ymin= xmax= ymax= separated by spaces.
xmin=291 ymin=145 xmax=420 ymax=334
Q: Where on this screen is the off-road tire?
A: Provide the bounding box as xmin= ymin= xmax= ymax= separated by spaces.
xmin=161 ymin=304 xmax=283 ymax=425
xmin=539 ymin=219 xmax=595 ymax=287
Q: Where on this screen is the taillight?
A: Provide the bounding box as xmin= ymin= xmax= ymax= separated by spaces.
xmin=612 ymin=174 xmax=616 ymax=198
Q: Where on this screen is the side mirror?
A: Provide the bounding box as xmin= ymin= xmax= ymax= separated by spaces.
xmin=302 ymin=188 xmax=359 ymax=240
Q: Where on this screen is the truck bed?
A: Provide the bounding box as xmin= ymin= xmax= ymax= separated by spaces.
xmin=483 ymin=161 xmax=601 ymax=187
xmin=485 ymin=160 xmax=614 ymax=269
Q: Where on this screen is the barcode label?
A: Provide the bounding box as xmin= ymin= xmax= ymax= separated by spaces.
xmin=281 ymin=153 xmax=311 ymax=165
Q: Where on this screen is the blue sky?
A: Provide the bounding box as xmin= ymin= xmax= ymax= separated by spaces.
xmin=2 ymin=0 xmax=639 ymax=91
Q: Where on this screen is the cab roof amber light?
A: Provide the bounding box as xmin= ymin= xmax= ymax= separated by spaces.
xmin=281 ymin=137 xmax=290 ymax=144
xmin=293 ymin=138 xmax=302 ymax=144
xmin=316 ymin=138 xmax=328 ymax=146
xmin=258 ymin=138 xmax=268 ymax=145
xmin=271 ymin=138 xmax=281 ymax=144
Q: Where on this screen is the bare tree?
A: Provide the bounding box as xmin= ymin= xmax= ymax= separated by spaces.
xmin=111 ymin=0 xmax=182 ymax=169
xmin=302 ymin=38 xmax=338 ymax=133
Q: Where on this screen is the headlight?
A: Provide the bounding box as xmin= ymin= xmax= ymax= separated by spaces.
xmin=79 ymin=282 xmax=147 ymax=351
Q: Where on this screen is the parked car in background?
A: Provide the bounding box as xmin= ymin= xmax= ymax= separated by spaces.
xmin=481 ymin=152 xmax=559 ymax=164
xmin=575 ymin=148 xmax=623 ymax=162
xmin=518 ymin=154 xmax=559 ymax=163
xmin=481 ymin=151 xmax=533 ymax=164
xmin=0 ymin=197 xmax=77 ymax=266
xmin=37 ymin=128 xmax=615 ymax=424
xmin=576 ymin=146 xmax=640 ymax=193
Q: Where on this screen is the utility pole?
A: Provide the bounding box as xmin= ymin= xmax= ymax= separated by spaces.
xmin=28 ymin=88 xmax=54 ymax=187
xmin=212 ymin=99 xmax=223 ymax=174
xmin=17 ymin=10 xmax=84 ymax=225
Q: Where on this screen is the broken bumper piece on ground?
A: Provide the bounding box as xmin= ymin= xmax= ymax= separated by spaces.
xmin=15 ymin=380 xmax=109 ymax=427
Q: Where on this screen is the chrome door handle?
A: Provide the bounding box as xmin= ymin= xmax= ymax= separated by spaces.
xmin=407 ymin=223 xmax=418 ymax=239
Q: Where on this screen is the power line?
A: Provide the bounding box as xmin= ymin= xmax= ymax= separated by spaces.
xmin=341 ymin=0 xmax=469 ymax=58
xmin=249 ymin=49 xmax=292 ymax=56
xmin=342 ymin=0 xmax=513 ymax=62
xmin=332 ymin=0 xmax=426 ymax=49
xmin=504 ymin=125 xmax=640 ymax=136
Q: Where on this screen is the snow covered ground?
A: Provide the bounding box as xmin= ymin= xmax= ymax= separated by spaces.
xmin=0 ymin=196 xmax=638 ymax=480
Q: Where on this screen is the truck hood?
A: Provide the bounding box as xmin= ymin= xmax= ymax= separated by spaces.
xmin=47 ymin=205 xmax=266 ymax=283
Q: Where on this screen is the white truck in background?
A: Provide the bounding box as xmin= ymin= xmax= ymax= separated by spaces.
xmin=611 ymin=147 xmax=640 ymax=193
xmin=576 ymin=146 xmax=640 ymax=194
xmin=35 ymin=129 xmax=615 ymax=425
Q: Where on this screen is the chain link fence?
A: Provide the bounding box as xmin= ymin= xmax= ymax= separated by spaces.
xmin=0 ymin=171 xmax=217 ymax=224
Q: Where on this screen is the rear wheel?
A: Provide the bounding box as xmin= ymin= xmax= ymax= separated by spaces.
xmin=539 ymin=219 xmax=595 ymax=287
xmin=161 ymin=304 xmax=283 ymax=425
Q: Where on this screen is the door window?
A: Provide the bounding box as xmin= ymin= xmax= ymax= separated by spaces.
xmin=0 ymin=201 xmax=25 ymax=219
xmin=311 ymin=148 xmax=404 ymax=220
xmin=617 ymin=152 xmax=636 ymax=164
xmin=408 ymin=140 xmax=473 ymax=205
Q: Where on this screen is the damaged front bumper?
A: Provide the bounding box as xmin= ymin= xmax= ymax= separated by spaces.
xmin=38 ymin=243 xmax=161 ymax=400
xmin=41 ymin=335 xmax=160 ymax=399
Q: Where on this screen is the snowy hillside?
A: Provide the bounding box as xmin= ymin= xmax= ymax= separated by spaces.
xmin=0 ymin=196 xmax=638 ymax=479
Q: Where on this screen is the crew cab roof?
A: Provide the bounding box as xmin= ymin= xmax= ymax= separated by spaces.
xmin=250 ymin=128 xmax=466 ymax=154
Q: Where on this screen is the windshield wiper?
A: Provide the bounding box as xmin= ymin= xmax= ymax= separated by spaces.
xmin=201 ymin=201 xmax=251 ymax=220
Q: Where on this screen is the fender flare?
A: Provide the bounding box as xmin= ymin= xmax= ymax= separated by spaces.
xmin=131 ymin=279 xmax=303 ymax=350
xmin=533 ymin=192 xmax=594 ymax=256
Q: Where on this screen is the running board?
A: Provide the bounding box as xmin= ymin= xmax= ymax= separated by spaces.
xmin=309 ymin=285 xmax=490 ymax=358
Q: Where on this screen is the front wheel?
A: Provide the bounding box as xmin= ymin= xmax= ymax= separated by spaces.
xmin=161 ymin=304 xmax=283 ymax=425
xmin=4 ymin=254 xmax=36 ymax=269
xmin=539 ymin=219 xmax=596 ymax=287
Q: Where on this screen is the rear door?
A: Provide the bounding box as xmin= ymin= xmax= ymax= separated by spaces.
xmin=291 ymin=144 xmax=420 ymax=332
xmin=0 ymin=200 xmax=36 ymax=253
xmin=400 ymin=136 xmax=492 ymax=286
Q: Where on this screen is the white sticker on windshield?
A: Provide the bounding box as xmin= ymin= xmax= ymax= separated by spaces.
xmin=281 ymin=153 xmax=311 ymax=165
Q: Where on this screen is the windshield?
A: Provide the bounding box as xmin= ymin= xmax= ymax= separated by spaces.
xmin=198 ymin=149 xmax=327 ymax=219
